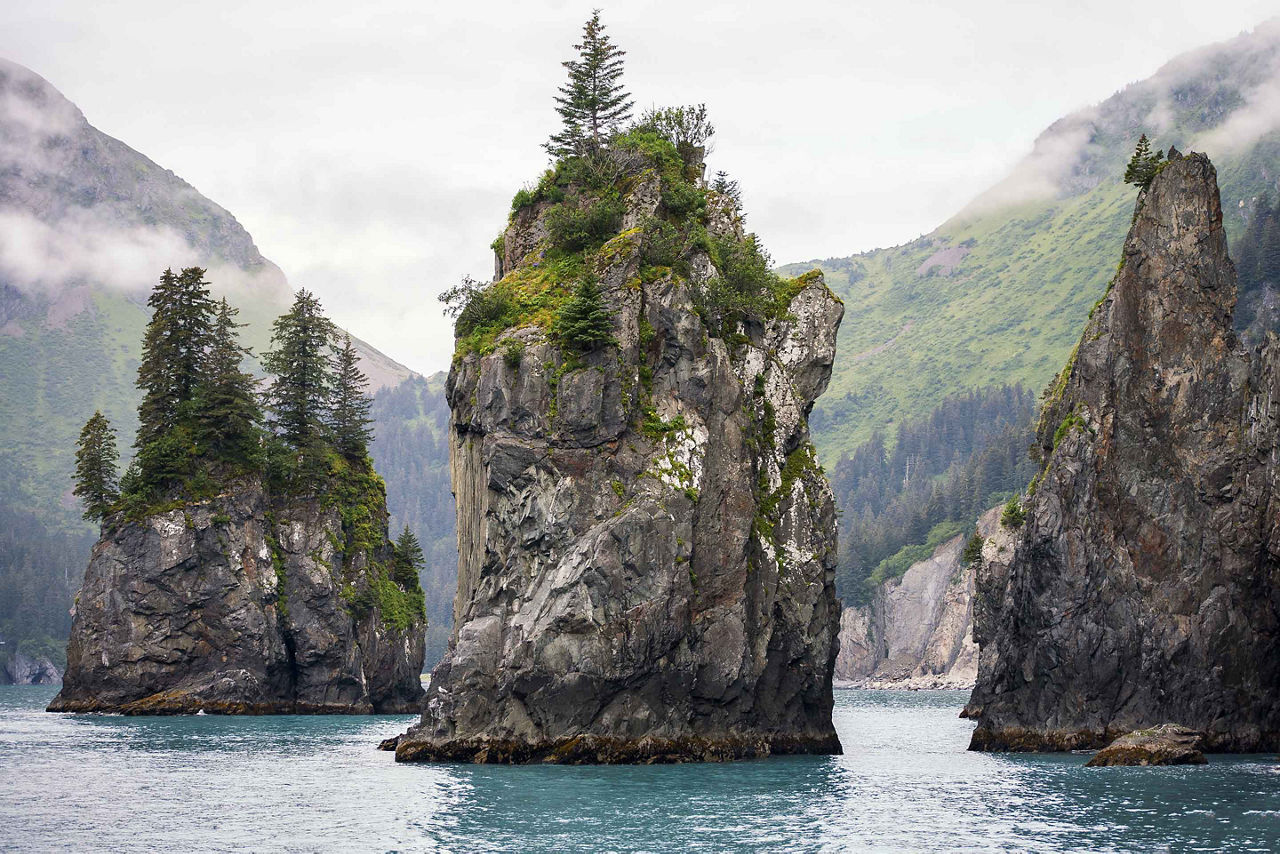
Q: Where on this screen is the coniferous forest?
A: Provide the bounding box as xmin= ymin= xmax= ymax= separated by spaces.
xmin=69 ymin=267 xmax=425 ymax=631
xmin=828 ymin=384 xmax=1037 ymax=604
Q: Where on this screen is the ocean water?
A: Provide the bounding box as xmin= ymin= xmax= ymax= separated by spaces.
xmin=1 ymin=686 xmax=1276 ymax=852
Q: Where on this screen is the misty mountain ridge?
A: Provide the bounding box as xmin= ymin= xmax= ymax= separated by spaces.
xmin=786 ymin=19 xmax=1280 ymax=460
xmin=0 ymin=57 xmax=413 ymax=523
xmin=0 ymin=56 xmax=435 ymax=671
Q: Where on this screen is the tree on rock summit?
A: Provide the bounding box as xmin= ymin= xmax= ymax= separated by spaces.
xmin=133 ymin=266 xmax=217 ymax=492
xmin=546 ymin=10 xmax=634 ymax=157
xmin=196 ymin=299 xmax=264 ymax=469
xmin=1124 ymin=134 xmax=1166 ymax=191
xmin=74 ymin=411 xmax=119 ymax=522
xmin=329 ymin=332 xmax=375 ymax=461
xmin=263 ymin=289 xmax=336 ymax=461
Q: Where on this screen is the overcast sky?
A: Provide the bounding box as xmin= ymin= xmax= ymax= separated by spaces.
xmin=2 ymin=0 xmax=1277 ymax=374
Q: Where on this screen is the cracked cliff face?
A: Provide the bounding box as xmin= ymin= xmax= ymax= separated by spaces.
xmin=965 ymin=152 xmax=1280 ymax=752
xmin=393 ymin=166 xmax=844 ymax=764
xmin=48 ymin=481 xmax=426 ymax=715
xmin=836 ymin=505 xmax=998 ymax=689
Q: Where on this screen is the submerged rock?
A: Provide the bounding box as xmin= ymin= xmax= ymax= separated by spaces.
xmin=835 ymin=506 xmax=999 ymax=690
xmin=393 ymin=155 xmax=844 ymax=764
xmin=1085 ymin=724 xmax=1207 ymax=767
xmin=965 ymin=152 xmax=1280 ymax=752
xmin=49 ymin=478 xmax=425 ymax=714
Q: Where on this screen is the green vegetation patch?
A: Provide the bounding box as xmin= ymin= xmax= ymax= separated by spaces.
xmin=863 ymin=520 xmax=967 ymax=593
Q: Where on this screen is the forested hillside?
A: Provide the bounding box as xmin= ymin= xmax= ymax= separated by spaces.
xmin=369 ymin=373 xmax=455 ymax=667
xmin=785 ymin=22 xmax=1280 ymax=460
xmin=828 ymin=385 xmax=1037 ymax=603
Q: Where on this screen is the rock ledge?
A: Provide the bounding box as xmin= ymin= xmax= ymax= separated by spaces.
xmin=1085 ymin=725 xmax=1207 ymax=767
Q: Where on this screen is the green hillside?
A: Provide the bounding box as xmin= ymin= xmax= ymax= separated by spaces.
xmin=0 ymin=59 xmax=419 ymax=669
xmin=785 ymin=23 xmax=1280 ymax=461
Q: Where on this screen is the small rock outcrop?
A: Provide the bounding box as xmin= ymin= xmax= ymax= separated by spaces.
xmin=0 ymin=645 xmax=62 ymax=685
xmin=49 ymin=479 xmax=425 ymax=714
xmin=1085 ymin=724 xmax=1207 ymax=767
xmin=835 ymin=506 xmax=999 ymax=689
xmin=965 ymin=152 xmax=1280 ymax=752
xmin=393 ymin=140 xmax=844 ymax=763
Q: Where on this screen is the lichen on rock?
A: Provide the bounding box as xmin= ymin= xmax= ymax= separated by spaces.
xmin=393 ymin=137 xmax=844 ymax=764
xmin=964 ymin=152 xmax=1280 ymax=753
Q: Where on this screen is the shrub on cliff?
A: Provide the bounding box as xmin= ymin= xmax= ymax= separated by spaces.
xmin=546 ymin=196 xmax=626 ymax=252
xmin=1000 ymin=498 xmax=1026 ymax=528
xmin=694 ymin=234 xmax=790 ymax=336
xmin=555 ymin=277 xmax=614 ymax=352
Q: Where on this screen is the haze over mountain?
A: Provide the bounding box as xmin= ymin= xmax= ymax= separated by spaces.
xmin=2 ymin=2 xmax=1274 ymax=374
xmin=788 ymin=20 xmax=1280 ymax=461
xmin=0 ymin=58 xmax=436 ymax=671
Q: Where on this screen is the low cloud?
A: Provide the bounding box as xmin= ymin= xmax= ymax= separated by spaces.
xmin=0 ymin=207 xmax=193 ymax=293
xmin=956 ymin=19 xmax=1280 ymax=221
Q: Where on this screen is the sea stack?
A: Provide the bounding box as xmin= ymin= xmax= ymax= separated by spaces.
xmin=49 ymin=476 xmax=426 ymax=714
xmin=392 ymin=132 xmax=844 ymax=763
xmin=964 ymin=152 xmax=1280 ymax=752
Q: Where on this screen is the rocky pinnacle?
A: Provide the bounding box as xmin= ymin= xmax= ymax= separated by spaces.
xmin=964 ymin=152 xmax=1280 ymax=752
xmin=393 ymin=177 xmax=845 ymax=763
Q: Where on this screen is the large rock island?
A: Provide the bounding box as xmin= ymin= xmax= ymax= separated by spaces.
xmin=50 ymin=478 xmax=426 ymax=714
xmin=50 ymin=278 xmax=426 ymax=715
xmin=393 ymin=129 xmax=845 ymax=763
xmin=964 ymin=151 xmax=1280 ymax=752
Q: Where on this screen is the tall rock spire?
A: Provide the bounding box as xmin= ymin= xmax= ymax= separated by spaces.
xmin=964 ymin=152 xmax=1280 ymax=753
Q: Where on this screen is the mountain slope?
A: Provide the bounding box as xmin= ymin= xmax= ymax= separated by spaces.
xmin=0 ymin=58 xmax=420 ymax=669
xmin=785 ymin=21 xmax=1280 ymax=460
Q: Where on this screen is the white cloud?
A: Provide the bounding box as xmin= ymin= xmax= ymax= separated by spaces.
xmin=2 ymin=1 xmax=1279 ymax=374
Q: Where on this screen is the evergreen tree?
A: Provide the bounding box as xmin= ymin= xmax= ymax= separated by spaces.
xmin=328 ymin=332 xmax=375 ymax=460
xmin=74 ymin=411 xmax=119 ymax=521
xmin=554 ymin=277 xmax=614 ymax=351
xmin=135 ymin=267 xmax=217 ymax=451
xmin=392 ymin=524 xmax=425 ymax=588
xmin=196 ymin=299 xmax=263 ymax=467
xmin=546 ymin=10 xmax=634 ymax=157
xmin=1123 ymin=134 xmax=1165 ymax=190
xmin=263 ymin=289 xmax=336 ymax=453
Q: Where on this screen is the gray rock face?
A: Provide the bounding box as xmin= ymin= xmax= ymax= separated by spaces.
xmin=394 ymin=189 xmax=844 ymax=763
xmin=1085 ymin=724 xmax=1207 ymax=767
xmin=965 ymin=153 xmax=1280 ymax=753
xmin=836 ymin=507 xmax=999 ymax=689
xmin=0 ymin=648 xmax=62 ymax=685
xmin=48 ymin=481 xmax=425 ymax=714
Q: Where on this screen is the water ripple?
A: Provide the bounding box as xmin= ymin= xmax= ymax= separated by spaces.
xmin=1 ymin=686 xmax=1276 ymax=852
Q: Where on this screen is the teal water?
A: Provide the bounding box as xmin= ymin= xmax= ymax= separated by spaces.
xmin=1 ymin=686 xmax=1276 ymax=852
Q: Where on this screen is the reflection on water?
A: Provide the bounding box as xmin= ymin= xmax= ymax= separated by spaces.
xmin=1 ymin=686 xmax=1276 ymax=852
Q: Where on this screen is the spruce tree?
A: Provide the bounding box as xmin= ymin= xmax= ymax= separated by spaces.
xmin=554 ymin=277 xmax=614 ymax=351
xmin=135 ymin=267 xmax=217 ymax=451
xmin=196 ymin=299 xmax=263 ymax=467
xmin=74 ymin=411 xmax=119 ymax=522
xmin=546 ymin=10 xmax=634 ymax=157
xmin=392 ymin=524 xmax=425 ymax=588
xmin=1123 ymin=134 xmax=1165 ymax=191
xmin=263 ymin=289 xmax=335 ymax=454
xmin=328 ymin=332 xmax=374 ymax=460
